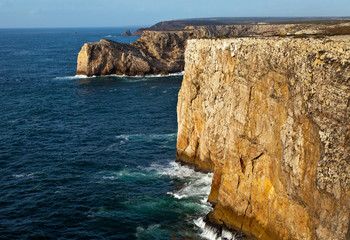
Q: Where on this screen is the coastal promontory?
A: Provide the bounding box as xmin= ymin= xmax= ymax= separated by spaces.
xmin=77 ymin=21 xmax=350 ymax=76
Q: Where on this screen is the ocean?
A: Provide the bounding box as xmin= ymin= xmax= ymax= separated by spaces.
xmin=0 ymin=27 xmax=224 ymax=239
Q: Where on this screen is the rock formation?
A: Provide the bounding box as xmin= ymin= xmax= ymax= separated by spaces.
xmin=122 ymin=29 xmax=132 ymax=36
xmin=77 ymin=22 xmax=350 ymax=76
xmin=77 ymin=30 xmax=200 ymax=76
xmin=176 ymin=37 xmax=350 ymax=239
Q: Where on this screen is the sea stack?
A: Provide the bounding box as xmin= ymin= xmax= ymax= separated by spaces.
xmin=122 ymin=29 xmax=132 ymax=36
xmin=176 ymin=37 xmax=350 ymax=239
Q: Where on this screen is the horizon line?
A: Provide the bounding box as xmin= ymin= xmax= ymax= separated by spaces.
xmin=1 ymin=16 xmax=349 ymax=29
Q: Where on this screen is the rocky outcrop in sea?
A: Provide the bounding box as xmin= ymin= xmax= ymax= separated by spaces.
xmin=122 ymin=29 xmax=132 ymax=36
xmin=176 ymin=37 xmax=350 ymax=239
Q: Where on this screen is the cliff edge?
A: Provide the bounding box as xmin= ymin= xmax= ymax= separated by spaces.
xmin=177 ymin=37 xmax=350 ymax=239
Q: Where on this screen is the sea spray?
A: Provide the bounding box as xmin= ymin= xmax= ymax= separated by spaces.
xmin=194 ymin=217 xmax=242 ymax=240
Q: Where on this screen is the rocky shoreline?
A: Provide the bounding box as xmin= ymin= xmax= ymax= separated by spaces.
xmin=76 ymin=20 xmax=350 ymax=239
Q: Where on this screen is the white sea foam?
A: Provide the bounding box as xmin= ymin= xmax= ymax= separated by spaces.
xmin=55 ymin=71 xmax=184 ymax=81
xmin=147 ymin=161 xmax=213 ymax=215
xmin=54 ymin=75 xmax=97 ymax=80
xmin=194 ymin=217 xmax=238 ymax=240
xmin=100 ymin=169 xmax=150 ymax=180
xmin=150 ymin=161 xmax=240 ymax=239
xmin=136 ymin=224 xmax=169 ymax=239
xmin=167 ymin=176 xmax=212 ymax=200
xmin=148 ymin=161 xmax=211 ymax=180
xmin=106 ymin=133 xmax=177 ymax=152
xmin=12 ymin=173 xmax=35 ymax=179
xmin=118 ymin=71 xmax=185 ymax=78
xmin=116 ymin=133 xmax=177 ymax=142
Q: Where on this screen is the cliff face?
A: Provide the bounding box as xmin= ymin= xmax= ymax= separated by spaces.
xmin=177 ymin=38 xmax=350 ymax=239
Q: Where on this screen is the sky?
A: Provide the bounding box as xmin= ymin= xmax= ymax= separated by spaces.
xmin=0 ymin=0 xmax=349 ymax=28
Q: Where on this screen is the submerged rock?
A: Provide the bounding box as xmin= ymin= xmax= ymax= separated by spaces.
xmin=177 ymin=37 xmax=350 ymax=239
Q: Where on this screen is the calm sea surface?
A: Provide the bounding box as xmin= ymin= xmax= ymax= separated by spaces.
xmin=0 ymin=28 xmax=213 ymax=239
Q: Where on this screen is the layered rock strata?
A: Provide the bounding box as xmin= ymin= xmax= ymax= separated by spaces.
xmin=176 ymin=37 xmax=350 ymax=239
xmin=77 ymin=23 xmax=349 ymax=76
xmin=77 ymin=30 xmax=199 ymax=76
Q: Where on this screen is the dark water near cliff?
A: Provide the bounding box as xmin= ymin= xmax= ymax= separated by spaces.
xmin=0 ymin=28 xmax=216 ymax=239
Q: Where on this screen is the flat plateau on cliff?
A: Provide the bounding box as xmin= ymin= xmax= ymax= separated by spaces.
xmin=132 ymin=17 xmax=350 ymax=36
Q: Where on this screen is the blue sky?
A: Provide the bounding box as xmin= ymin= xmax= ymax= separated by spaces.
xmin=0 ymin=0 xmax=349 ymax=28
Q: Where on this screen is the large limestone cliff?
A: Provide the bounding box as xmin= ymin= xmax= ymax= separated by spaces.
xmin=177 ymin=37 xmax=350 ymax=239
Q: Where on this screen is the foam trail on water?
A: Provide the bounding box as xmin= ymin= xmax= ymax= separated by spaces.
xmin=54 ymin=75 xmax=97 ymax=80
xmin=55 ymin=71 xmax=184 ymax=81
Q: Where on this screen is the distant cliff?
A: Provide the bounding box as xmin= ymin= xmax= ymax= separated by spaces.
xmin=132 ymin=17 xmax=350 ymax=36
xmin=177 ymin=37 xmax=350 ymax=239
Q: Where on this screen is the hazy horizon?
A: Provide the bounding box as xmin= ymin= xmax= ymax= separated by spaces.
xmin=1 ymin=16 xmax=349 ymax=30
xmin=0 ymin=0 xmax=349 ymax=28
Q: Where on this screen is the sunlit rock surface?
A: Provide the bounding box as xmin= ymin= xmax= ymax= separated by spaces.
xmin=176 ymin=37 xmax=350 ymax=239
xmin=77 ymin=22 xmax=350 ymax=76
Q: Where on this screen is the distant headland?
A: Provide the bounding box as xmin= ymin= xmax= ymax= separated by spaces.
xmin=131 ymin=17 xmax=350 ymax=36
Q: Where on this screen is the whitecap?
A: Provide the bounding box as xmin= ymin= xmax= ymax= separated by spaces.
xmin=194 ymin=217 xmax=239 ymax=240
xmin=136 ymin=224 xmax=168 ymax=239
xmin=100 ymin=169 xmax=149 ymax=181
xmin=147 ymin=161 xmax=211 ymax=180
xmin=114 ymin=133 xmax=177 ymax=143
xmin=54 ymin=75 xmax=97 ymax=80
xmin=12 ymin=173 xmax=35 ymax=179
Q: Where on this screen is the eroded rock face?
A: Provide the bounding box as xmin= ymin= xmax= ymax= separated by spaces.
xmin=76 ymin=39 xmax=152 ymax=76
xmin=77 ymin=31 xmax=201 ymax=76
xmin=177 ymin=38 xmax=350 ymax=239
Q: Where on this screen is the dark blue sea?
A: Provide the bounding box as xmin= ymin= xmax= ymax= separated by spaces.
xmin=0 ymin=28 xmax=217 ymax=239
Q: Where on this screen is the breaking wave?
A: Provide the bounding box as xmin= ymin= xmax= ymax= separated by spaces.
xmin=54 ymin=72 xmax=184 ymax=81
xmin=194 ymin=217 xmax=240 ymax=240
